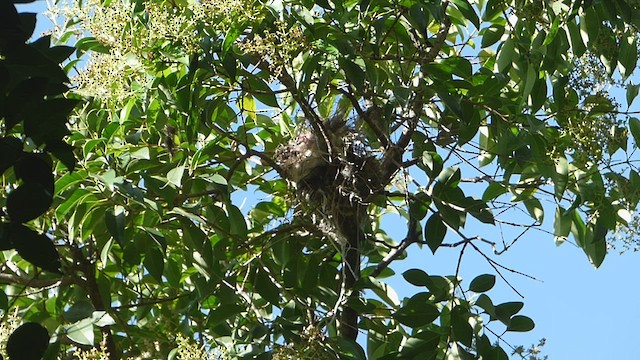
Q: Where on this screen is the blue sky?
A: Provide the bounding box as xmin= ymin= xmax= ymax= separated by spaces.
xmin=16 ymin=1 xmax=640 ymax=359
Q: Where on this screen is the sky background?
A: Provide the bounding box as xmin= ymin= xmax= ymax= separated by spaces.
xmin=16 ymin=1 xmax=640 ymax=359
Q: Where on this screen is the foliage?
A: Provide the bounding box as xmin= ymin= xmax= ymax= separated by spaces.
xmin=2 ymin=0 xmax=640 ymax=359
xmin=512 ymin=338 xmax=548 ymax=360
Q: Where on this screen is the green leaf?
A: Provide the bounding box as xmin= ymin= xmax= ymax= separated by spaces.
xmin=482 ymin=182 xmax=507 ymax=201
xmin=494 ymin=301 xmax=524 ymax=325
xmin=65 ymin=317 xmax=95 ymax=346
xmin=253 ymin=201 xmax=286 ymax=218
xmin=409 ymin=192 xmax=431 ymax=220
xmin=105 ymin=206 xmax=126 ymax=246
xmin=7 ymin=322 xmax=49 ymax=360
xmin=63 ymin=301 xmax=94 ymax=323
xmin=566 ymin=21 xmax=586 ymax=57
xmin=208 ymin=304 xmax=244 ymax=326
xmin=542 ymin=17 xmax=560 ymax=46
xmin=143 ymin=246 xmax=165 ymax=283
xmin=451 ymin=306 xmax=473 ymax=347
xmin=554 ymin=206 xmax=573 ymax=245
xmin=339 ymin=58 xmax=366 ymax=91
xmin=451 ymin=0 xmax=479 ymax=28
xmin=328 ymin=338 xmax=367 ymax=360
xmin=474 ymin=294 xmax=496 ymax=317
xmin=481 ymin=24 xmax=504 ymax=48
xmin=166 ymin=165 xmax=185 ymax=188
xmin=421 ymin=151 xmax=443 ymax=178
xmin=437 ymin=166 xmax=461 ymax=187
xmin=91 ymin=311 xmax=115 ymax=327
xmin=222 ymin=22 xmax=244 ymax=56
xmin=629 ymin=117 xmax=640 ymax=145
xmin=399 ymin=330 xmax=440 ymax=357
xmin=627 ymin=84 xmax=639 ymax=107
xmin=393 ymin=293 xmax=440 ymax=328
xmin=425 ymin=213 xmax=447 ymax=254
xmin=227 ymin=204 xmax=248 ymax=239
xmin=402 ymin=268 xmax=430 ymax=287
xmin=506 ymin=315 xmax=535 ymax=332
xmin=552 ymin=156 xmax=569 ymax=199
xmin=465 ymin=198 xmax=495 ymax=224
xmin=482 ymin=0 xmax=504 ymax=22
xmin=255 ymin=268 xmax=280 ymax=305
xmin=478 ymin=126 xmax=496 ymax=166
xmin=130 ymin=147 xmax=150 ymax=160
xmin=585 ymin=222 xmax=607 ymax=268
xmin=436 ymin=90 xmax=464 ymax=120
xmin=468 ymin=274 xmax=496 ymax=293
xmin=523 ymin=198 xmax=544 ymax=222
xmin=245 ymin=76 xmax=279 ymax=108
xmin=496 ymin=38 xmax=515 ymax=73
xmin=618 ymin=34 xmax=637 ymax=79
xmin=0 ymin=137 xmax=22 ymax=175
xmin=407 ymin=4 xmax=429 ymax=31
xmin=365 ymin=276 xmax=400 ymax=307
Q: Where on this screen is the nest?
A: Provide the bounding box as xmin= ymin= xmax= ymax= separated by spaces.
xmin=275 ymin=116 xmax=383 ymax=241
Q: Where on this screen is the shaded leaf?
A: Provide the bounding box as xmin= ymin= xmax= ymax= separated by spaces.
xmin=7 ymin=322 xmax=49 ymax=360
xmin=524 ymin=198 xmax=544 ymax=222
xmin=255 ymin=268 xmax=280 ymax=305
xmin=63 ymin=301 xmax=95 ymax=323
xmin=451 ymin=306 xmax=473 ymax=347
xmin=494 ymin=301 xmax=524 ymax=325
xmin=424 ymin=213 xmax=447 ymax=254
xmin=629 ymin=117 xmax=640 ymax=145
xmin=105 ymin=206 xmax=126 ymax=246
xmin=399 ymin=330 xmax=440 ymax=357
xmin=11 ymin=224 xmax=61 ymax=273
xmin=409 ymin=192 xmax=431 ymax=220
xmin=627 ymin=84 xmax=639 ymax=107
xmin=7 ymin=182 xmax=54 ymax=223
xmin=468 ymin=274 xmax=496 ymax=293
xmin=481 ymin=24 xmax=504 ymax=48
xmin=0 ymin=137 xmax=22 ymax=175
xmin=393 ymin=293 xmax=440 ymax=328
xmin=14 ymin=153 xmax=54 ymax=193
xmin=402 ymin=268 xmax=430 ymax=287
xmin=506 ymin=315 xmax=535 ymax=332
xmin=0 ymin=222 xmax=14 ymax=250
xmin=144 ymin=246 xmax=165 ymax=283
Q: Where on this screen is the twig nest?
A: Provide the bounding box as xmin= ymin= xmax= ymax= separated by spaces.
xmin=275 ymin=129 xmax=327 ymax=183
xmin=275 ymin=119 xmax=382 ymax=204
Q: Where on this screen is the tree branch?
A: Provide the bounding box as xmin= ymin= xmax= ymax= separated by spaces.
xmin=370 ymin=219 xmax=419 ymax=278
xmin=72 ymin=245 xmax=118 ymax=360
xmin=0 ymin=272 xmax=64 ymax=289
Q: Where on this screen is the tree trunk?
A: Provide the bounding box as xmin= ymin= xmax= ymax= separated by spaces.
xmin=337 ymin=212 xmax=363 ymax=341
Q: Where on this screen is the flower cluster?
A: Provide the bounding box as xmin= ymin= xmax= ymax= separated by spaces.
xmin=0 ymin=309 xmax=21 ymax=359
xmin=49 ymin=0 xmax=263 ymax=105
xmin=174 ymin=334 xmax=228 ymax=360
xmin=239 ymin=21 xmax=306 ymax=78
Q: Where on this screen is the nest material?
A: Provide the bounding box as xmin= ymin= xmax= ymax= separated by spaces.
xmin=275 ymin=117 xmax=383 ymax=214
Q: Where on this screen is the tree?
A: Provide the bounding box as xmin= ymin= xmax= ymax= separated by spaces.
xmin=1 ymin=0 xmax=639 ymax=358
xmin=0 ymin=1 xmax=78 ymax=359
